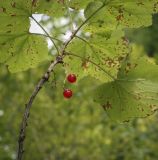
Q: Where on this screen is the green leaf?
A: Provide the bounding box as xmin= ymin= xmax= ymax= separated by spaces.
xmin=69 ymin=0 xmax=93 ymax=9
xmin=84 ymin=1 xmax=157 ymax=31
xmin=32 ymin=0 xmax=66 ymax=17
xmin=94 ymin=57 xmax=158 ymax=122
xmin=64 ymin=30 xmax=129 ymax=82
xmin=0 ymin=34 xmax=48 ymax=73
xmin=0 ymin=1 xmax=50 ymax=72
xmin=153 ymin=0 xmax=158 ymax=13
xmin=0 ymin=1 xmax=31 ymax=34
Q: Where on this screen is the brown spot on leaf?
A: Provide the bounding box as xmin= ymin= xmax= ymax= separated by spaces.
xmin=116 ymin=8 xmax=124 ymax=21
xmin=58 ymin=0 xmax=65 ymax=5
xmin=82 ymin=60 xmax=89 ymax=70
xmin=32 ymin=0 xmax=38 ymax=7
xmin=102 ymin=101 xmax=112 ymax=110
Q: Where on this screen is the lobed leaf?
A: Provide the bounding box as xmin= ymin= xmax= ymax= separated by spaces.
xmin=84 ymin=0 xmax=158 ymax=32
xmin=94 ymin=56 xmax=158 ymax=122
xmin=0 ymin=0 xmax=59 ymax=72
xmin=64 ymin=30 xmax=130 ymax=82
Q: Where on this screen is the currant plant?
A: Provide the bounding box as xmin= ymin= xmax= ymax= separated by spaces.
xmin=0 ymin=0 xmax=158 ymax=160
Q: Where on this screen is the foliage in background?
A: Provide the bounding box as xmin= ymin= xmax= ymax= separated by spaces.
xmin=127 ymin=14 xmax=158 ymax=58
xmin=0 ymin=64 xmax=158 ymax=160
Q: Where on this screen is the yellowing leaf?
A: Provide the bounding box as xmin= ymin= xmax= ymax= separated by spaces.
xmin=94 ymin=58 xmax=158 ymax=122
xmin=64 ymin=30 xmax=129 ymax=82
xmin=0 ymin=0 xmax=52 ymax=72
xmin=84 ymin=1 xmax=158 ymax=31
xmin=0 ymin=34 xmax=48 ymax=73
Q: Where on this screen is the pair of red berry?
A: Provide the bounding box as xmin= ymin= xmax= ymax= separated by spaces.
xmin=63 ymin=74 xmax=77 ymax=99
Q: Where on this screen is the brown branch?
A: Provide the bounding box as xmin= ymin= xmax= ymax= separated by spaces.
xmin=17 ymin=3 xmax=105 ymax=160
xmin=17 ymin=56 xmax=63 ymax=160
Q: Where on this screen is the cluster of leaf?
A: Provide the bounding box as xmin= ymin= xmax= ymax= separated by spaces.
xmin=0 ymin=0 xmax=158 ymax=122
xmin=0 ymin=66 xmax=158 ymax=160
xmin=0 ymin=0 xmax=67 ymax=72
xmin=65 ymin=0 xmax=158 ymax=122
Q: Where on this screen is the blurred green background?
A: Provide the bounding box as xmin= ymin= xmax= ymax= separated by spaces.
xmin=0 ymin=13 xmax=158 ymax=160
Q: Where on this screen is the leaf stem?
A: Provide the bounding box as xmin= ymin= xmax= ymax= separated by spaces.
xmin=30 ymin=16 xmax=60 ymax=55
xmin=30 ymin=32 xmax=63 ymax=43
xmin=75 ymin=35 xmax=90 ymax=46
xmin=61 ymin=4 xmax=105 ymax=54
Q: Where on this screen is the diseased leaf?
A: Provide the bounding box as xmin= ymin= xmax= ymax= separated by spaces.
xmin=64 ymin=30 xmax=129 ymax=82
xmin=0 ymin=34 xmax=48 ymax=73
xmin=0 ymin=1 xmax=31 ymax=34
xmin=84 ymin=0 xmax=158 ymax=31
xmin=94 ymin=57 xmax=158 ymax=122
xmin=0 ymin=0 xmax=51 ymax=72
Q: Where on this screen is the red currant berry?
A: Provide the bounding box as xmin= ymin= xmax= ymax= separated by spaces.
xmin=63 ymin=89 xmax=73 ymax=99
xmin=67 ymin=74 xmax=77 ymax=83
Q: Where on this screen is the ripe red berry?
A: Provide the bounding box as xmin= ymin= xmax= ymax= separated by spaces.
xmin=67 ymin=74 xmax=77 ymax=83
xmin=63 ymin=89 xmax=73 ymax=99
